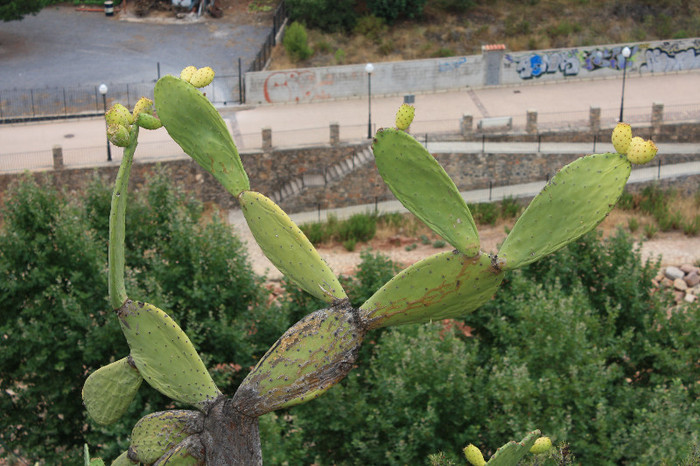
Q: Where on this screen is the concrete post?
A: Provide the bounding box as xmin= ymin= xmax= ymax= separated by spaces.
xmin=461 ymin=114 xmax=474 ymax=139
xmin=330 ymin=122 xmax=340 ymax=146
xmin=589 ymin=106 xmax=601 ymax=133
xmin=262 ymin=127 xmax=272 ymax=151
xmin=52 ymin=145 xmax=64 ymax=170
xmin=482 ymin=44 xmax=506 ymax=86
xmin=651 ymin=102 xmax=664 ymax=138
xmin=526 ymin=110 xmax=538 ymax=135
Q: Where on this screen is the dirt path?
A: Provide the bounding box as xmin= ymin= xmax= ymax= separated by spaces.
xmin=233 ymin=220 xmax=700 ymax=281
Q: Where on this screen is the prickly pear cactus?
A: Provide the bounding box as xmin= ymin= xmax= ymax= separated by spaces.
xmin=86 ymin=66 xmax=658 ymax=465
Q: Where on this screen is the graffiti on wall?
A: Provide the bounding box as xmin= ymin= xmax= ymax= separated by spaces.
xmin=438 ymin=57 xmax=468 ymax=73
xmin=263 ymin=71 xmax=335 ymax=104
xmin=505 ymin=50 xmax=580 ymax=79
xmin=581 ymin=45 xmax=639 ymax=71
xmin=639 ymin=42 xmax=700 ymax=73
xmin=506 ymin=40 xmax=700 ymax=80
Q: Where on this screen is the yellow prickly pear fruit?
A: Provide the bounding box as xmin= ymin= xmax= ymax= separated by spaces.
xmin=136 ymin=112 xmax=162 ymax=130
xmin=627 ymin=136 xmax=658 ymax=165
xmin=132 ymin=97 xmax=154 ymax=118
xmin=179 ymin=65 xmax=197 ymax=83
xmin=190 ymin=66 xmax=215 ymax=88
xmin=107 ymin=124 xmax=131 ymax=147
xmin=463 ymin=444 xmax=486 ymax=466
xmin=530 ymin=436 xmax=553 ymax=454
xmin=611 ymin=122 xmax=632 ymax=154
xmin=105 ymin=103 xmax=133 ymax=127
xmin=395 ymin=103 xmax=415 ymax=131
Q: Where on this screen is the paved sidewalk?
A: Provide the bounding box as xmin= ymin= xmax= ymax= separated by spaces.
xmin=1 ymin=70 xmax=699 ymax=173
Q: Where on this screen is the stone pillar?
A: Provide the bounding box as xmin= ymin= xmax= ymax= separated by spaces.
xmin=461 ymin=114 xmax=473 ymax=139
xmin=526 ymin=110 xmax=538 ymax=135
xmin=52 ymin=145 xmax=64 ymax=170
xmin=651 ymin=102 xmax=664 ymax=138
xmin=589 ymin=106 xmax=601 ymax=133
xmin=330 ymin=122 xmax=340 ymax=146
xmin=262 ymin=127 xmax=272 ymax=151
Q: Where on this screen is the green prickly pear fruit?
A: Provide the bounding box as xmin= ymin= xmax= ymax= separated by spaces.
xmin=136 ymin=112 xmax=163 ymax=130
xmin=359 ymin=251 xmax=502 ymax=330
xmin=395 ymin=103 xmax=415 ymax=130
xmin=155 ymin=75 xmax=250 ymax=196
xmin=82 ymin=356 xmax=143 ymax=425
xmin=107 ymin=124 xmax=131 ymax=147
xmin=189 ymin=66 xmax=215 ymax=88
xmin=132 ymin=97 xmax=154 ymax=118
xmin=238 ymin=190 xmax=347 ymax=303
xmin=105 ymin=103 xmax=134 ymax=127
xmin=117 ymin=300 xmax=222 ymax=410
xmin=611 ymin=122 xmax=632 ymax=154
xmin=233 ymin=300 xmax=364 ymax=417
xmin=496 ymin=153 xmax=631 ymax=271
xmin=626 ymin=136 xmax=658 ymax=164
xmin=129 ymin=410 xmax=203 ymax=464
xmin=372 ymin=128 xmax=480 ymax=256
xmin=180 ymin=65 xmax=197 ymax=83
xmin=464 ymin=444 xmax=486 ymax=466
xmin=530 ymin=437 xmax=552 ymax=454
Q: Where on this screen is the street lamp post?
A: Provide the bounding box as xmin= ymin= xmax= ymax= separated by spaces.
xmin=365 ymin=63 xmax=374 ymax=139
xmin=619 ymin=46 xmax=631 ymax=123
xmin=98 ymin=83 xmax=112 ymax=162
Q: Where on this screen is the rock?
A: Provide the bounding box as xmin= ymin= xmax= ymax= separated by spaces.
xmin=661 ymin=278 xmax=674 ymax=288
xmin=664 ymin=266 xmax=685 ymax=281
xmin=684 ymin=271 xmax=700 ymax=287
xmin=673 ymin=278 xmax=688 ymax=291
xmin=680 ymin=263 xmax=696 ymax=274
xmin=684 ymin=293 xmax=697 ymax=303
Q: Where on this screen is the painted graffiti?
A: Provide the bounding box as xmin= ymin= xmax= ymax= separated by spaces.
xmin=582 ymin=45 xmax=639 ymax=71
xmin=505 ymin=50 xmax=580 ymax=79
xmin=263 ymin=71 xmax=335 ymax=104
xmin=639 ymin=45 xmax=700 ymax=73
xmin=438 ymin=57 xmax=468 ymax=73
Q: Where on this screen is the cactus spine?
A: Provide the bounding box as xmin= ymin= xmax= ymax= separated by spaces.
xmin=88 ymin=65 xmax=658 ymax=465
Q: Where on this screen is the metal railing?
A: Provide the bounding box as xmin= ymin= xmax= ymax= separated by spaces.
xmin=248 ymin=0 xmax=286 ymax=73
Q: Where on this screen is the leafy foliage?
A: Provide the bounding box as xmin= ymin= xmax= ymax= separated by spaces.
xmin=260 ymin=230 xmax=699 ymax=465
xmin=366 ymin=0 xmax=428 ymax=24
xmin=285 ymin=0 xmax=358 ymax=32
xmin=283 ymin=21 xmax=313 ymax=62
xmin=0 ymin=170 xmax=276 ymax=462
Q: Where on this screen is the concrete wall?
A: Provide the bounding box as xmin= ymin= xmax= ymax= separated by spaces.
xmin=245 ymin=38 xmax=700 ymax=104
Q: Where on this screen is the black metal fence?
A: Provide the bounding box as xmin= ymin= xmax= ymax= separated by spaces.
xmin=249 ymin=0 xmax=287 ymax=73
xmin=0 ymin=72 xmax=241 ymax=124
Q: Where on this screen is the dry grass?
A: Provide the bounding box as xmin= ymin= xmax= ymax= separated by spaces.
xmin=269 ymin=0 xmax=700 ymax=70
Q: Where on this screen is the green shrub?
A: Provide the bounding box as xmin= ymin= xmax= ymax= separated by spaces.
xmin=683 ymin=214 xmax=700 ymax=236
xmin=432 ymin=0 xmax=475 ymax=13
xmin=283 ymin=21 xmax=313 ymax=62
xmin=616 ymin=189 xmax=636 ymax=210
xmin=285 ymin=0 xmax=357 ymax=32
xmin=500 ymin=196 xmax=521 ymax=219
xmin=627 ymin=216 xmax=639 ymax=232
xmin=644 ymin=222 xmax=658 ymax=238
xmin=343 ymin=238 xmax=357 ymax=251
xmin=367 ymin=0 xmax=427 ymax=24
xmin=336 ymin=212 xmax=377 ymax=243
xmin=334 ymin=48 xmax=346 ymax=64
xmin=353 ymin=15 xmax=386 ymax=43
xmin=432 ymin=239 xmax=446 ymax=248
xmin=469 ymin=202 xmax=499 ymax=225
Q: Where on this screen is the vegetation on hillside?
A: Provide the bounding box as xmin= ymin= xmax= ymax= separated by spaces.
xmin=273 ymin=0 xmax=700 ymax=68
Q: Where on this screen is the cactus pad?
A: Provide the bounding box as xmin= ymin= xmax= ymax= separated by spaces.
xmin=129 ymin=410 xmax=203 ymax=464
xmin=154 ymin=75 xmax=249 ymax=196
xmin=496 ymin=153 xmax=631 ymax=271
xmin=233 ymin=300 xmax=364 ymax=416
xmin=372 ymin=128 xmax=479 ymax=256
xmin=152 ymin=438 xmax=204 ymax=465
xmin=359 ymin=251 xmax=502 ymax=330
xmin=486 ymin=430 xmax=540 ymax=465
xmin=238 ymin=190 xmax=347 ymax=303
xmin=109 ymin=451 xmax=132 ymax=466
xmin=117 ymin=300 xmax=221 ymax=409
xmin=82 ymin=357 xmax=142 ymax=425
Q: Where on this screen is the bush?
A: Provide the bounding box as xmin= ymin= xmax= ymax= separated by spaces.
xmin=367 ymin=0 xmax=427 ymax=24
xmin=336 ymin=212 xmax=377 ymax=243
xmin=283 ymin=21 xmax=313 ymax=62
xmin=285 ymin=0 xmax=357 ymax=32
xmin=0 ymin=171 xmax=279 ymax=462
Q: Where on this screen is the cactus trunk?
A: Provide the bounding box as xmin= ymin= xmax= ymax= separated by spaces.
xmin=200 ymin=398 xmax=262 ymax=466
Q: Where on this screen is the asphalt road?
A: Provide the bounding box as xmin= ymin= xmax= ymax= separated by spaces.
xmin=0 ymin=4 xmax=270 ymax=90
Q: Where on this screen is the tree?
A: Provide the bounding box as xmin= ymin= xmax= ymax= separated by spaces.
xmin=0 ymin=0 xmax=46 ymax=22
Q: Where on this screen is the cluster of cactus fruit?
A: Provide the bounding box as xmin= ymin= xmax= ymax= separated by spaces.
xmin=82 ymin=65 xmax=657 ymax=465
